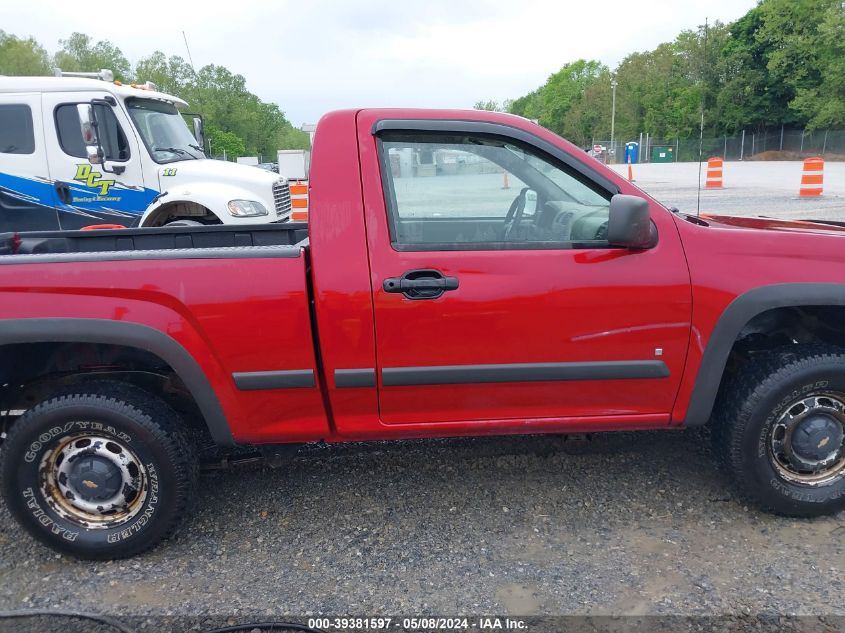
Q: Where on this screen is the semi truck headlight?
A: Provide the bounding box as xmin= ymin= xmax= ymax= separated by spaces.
xmin=227 ymin=200 xmax=268 ymax=217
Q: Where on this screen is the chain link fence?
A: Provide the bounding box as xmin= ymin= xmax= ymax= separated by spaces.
xmin=593 ymin=128 xmax=845 ymax=164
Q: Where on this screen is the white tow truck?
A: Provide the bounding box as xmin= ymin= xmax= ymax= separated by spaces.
xmin=0 ymin=70 xmax=291 ymax=231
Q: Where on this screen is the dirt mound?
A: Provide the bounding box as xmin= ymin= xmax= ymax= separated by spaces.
xmin=750 ymin=150 xmax=845 ymax=161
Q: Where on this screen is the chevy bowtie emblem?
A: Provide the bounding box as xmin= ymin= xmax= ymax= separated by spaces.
xmin=82 ymin=480 xmax=98 ymax=489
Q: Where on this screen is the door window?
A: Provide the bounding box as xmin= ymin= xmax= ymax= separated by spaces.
xmin=0 ymin=104 xmax=35 ymax=154
xmin=379 ymin=132 xmax=611 ymax=250
xmin=55 ymin=103 xmax=130 ymax=161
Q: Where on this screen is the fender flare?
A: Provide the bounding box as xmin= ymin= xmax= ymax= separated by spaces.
xmin=141 ymin=195 xmax=212 ymax=227
xmin=141 ymin=180 xmax=274 ymax=227
xmin=684 ymin=283 xmax=845 ymax=426
xmin=0 ymin=318 xmax=235 ymax=446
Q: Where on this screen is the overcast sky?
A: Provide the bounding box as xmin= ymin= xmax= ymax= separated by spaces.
xmin=2 ymin=0 xmax=757 ymax=126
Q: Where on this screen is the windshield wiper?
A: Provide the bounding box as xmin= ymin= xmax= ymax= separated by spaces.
xmin=152 ymin=146 xmax=197 ymax=159
xmin=188 ymin=143 xmax=204 ymax=153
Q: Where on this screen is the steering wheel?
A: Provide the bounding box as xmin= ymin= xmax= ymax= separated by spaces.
xmin=503 ymin=188 xmax=528 ymax=240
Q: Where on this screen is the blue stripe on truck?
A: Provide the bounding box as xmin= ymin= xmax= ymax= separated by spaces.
xmin=0 ymin=171 xmax=158 ymax=217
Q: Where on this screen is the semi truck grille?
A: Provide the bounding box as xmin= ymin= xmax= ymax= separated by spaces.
xmin=273 ymin=180 xmax=292 ymax=218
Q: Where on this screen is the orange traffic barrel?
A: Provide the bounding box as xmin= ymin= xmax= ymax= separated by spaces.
xmin=799 ymin=157 xmax=824 ymax=197
xmin=705 ymin=157 xmax=723 ymax=188
xmin=289 ymin=181 xmax=309 ymax=221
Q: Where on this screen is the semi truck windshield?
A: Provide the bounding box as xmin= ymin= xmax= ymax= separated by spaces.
xmin=126 ymin=98 xmax=204 ymax=164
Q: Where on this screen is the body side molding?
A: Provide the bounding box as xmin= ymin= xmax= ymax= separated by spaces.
xmin=232 ymin=370 xmax=315 ymax=391
xmin=684 ymin=283 xmax=845 ymax=427
xmin=0 ymin=318 xmax=235 ymax=446
xmin=334 ymin=368 xmax=376 ymax=388
xmin=382 ymin=360 xmax=669 ymax=387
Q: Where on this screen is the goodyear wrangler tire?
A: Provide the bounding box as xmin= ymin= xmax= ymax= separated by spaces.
xmin=713 ymin=346 xmax=845 ymax=517
xmin=0 ymin=382 xmax=198 ymax=559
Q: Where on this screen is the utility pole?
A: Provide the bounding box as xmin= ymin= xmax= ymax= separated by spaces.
xmin=610 ymin=77 xmax=618 ymax=164
xmin=696 ymin=17 xmax=709 ymax=216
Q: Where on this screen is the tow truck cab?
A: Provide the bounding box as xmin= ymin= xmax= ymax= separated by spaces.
xmin=0 ymin=70 xmax=291 ymax=231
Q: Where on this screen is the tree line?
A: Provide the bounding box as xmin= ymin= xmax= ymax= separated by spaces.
xmin=0 ymin=31 xmax=309 ymax=159
xmin=477 ymin=0 xmax=845 ymax=148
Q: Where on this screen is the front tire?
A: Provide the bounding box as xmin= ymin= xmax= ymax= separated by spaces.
xmin=164 ymin=219 xmax=204 ymax=227
xmin=0 ymin=382 xmax=198 ymax=559
xmin=713 ymin=346 xmax=845 ymax=517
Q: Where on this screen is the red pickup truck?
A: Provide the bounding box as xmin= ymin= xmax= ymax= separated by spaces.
xmin=2 ymin=108 xmax=845 ymax=559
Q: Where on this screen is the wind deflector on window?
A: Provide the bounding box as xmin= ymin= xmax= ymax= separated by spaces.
xmin=372 ymin=118 xmax=620 ymax=196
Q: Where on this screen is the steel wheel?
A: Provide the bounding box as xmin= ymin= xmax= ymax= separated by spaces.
xmin=768 ymin=392 xmax=845 ymax=486
xmin=39 ymin=432 xmax=148 ymax=529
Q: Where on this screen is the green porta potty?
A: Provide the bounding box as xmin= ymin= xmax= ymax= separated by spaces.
xmin=651 ymin=145 xmax=674 ymax=163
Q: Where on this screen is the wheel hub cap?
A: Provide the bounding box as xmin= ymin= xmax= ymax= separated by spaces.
xmin=66 ymin=455 xmax=124 ymax=502
xmin=791 ymin=414 xmax=844 ymax=463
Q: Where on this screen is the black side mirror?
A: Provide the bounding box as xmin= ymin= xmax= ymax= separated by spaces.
xmin=607 ymin=194 xmax=656 ymax=249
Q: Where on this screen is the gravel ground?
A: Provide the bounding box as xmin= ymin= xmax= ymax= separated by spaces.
xmin=1 ymin=429 xmax=843 ymax=628
xmin=608 ymin=161 xmax=845 ymax=220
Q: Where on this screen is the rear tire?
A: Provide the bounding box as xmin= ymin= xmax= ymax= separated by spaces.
xmin=0 ymin=382 xmax=198 ymax=559
xmin=712 ymin=346 xmax=845 ymax=517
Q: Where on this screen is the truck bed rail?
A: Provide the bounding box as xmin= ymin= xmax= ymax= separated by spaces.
xmin=0 ymin=223 xmax=309 ymax=256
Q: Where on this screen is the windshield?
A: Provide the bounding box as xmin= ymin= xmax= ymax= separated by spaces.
xmin=125 ymin=98 xmax=205 ymax=164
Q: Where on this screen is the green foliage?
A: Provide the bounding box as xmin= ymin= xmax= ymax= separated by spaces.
xmin=54 ymin=32 xmax=131 ymax=82
xmin=277 ymin=126 xmax=311 ymax=150
xmin=762 ymin=0 xmax=845 ymax=129
xmin=504 ymin=0 xmax=845 ymax=139
xmin=134 ymin=52 xmax=194 ymax=96
xmin=473 ymin=99 xmax=505 ymax=112
xmin=132 ymin=54 xmax=308 ymax=156
xmin=509 ymin=60 xmax=608 ymax=142
xmin=207 ymin=127 xmax=245 ymax=158
xmin=0 ymin=30 xmax=53 ymax=75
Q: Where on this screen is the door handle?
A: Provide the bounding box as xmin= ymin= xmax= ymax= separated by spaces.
xmin=55 ymin=182 xmax=72 ymax=205
xmin=383 ymin=269 xmax=459 ymax=300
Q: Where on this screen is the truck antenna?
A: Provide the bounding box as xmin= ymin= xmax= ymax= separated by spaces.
xmin=696 ymin=17 xmax=709 ymax=217
xmin=182 ymin=31 xmax=196 ymax=74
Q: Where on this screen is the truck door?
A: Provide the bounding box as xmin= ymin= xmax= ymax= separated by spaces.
xmin=41 ymin=92 xmax=154 ymax=229
xmin=359 ymin=115 xmax=692 ymax=427
xmin=0 ymin=93 xmax=60 ymax=232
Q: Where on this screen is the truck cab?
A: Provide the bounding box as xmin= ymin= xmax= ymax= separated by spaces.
xmin=0 ymin=70 xmax=291 ymax=231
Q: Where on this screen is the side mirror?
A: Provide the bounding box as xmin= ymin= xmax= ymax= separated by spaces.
xmin=607 ymin=194 xmax=656 ymax=249
xmin=192 ymin=116 xmax=205 ymax=150
xmin=76 ymin=103 xmax=103 ymax=165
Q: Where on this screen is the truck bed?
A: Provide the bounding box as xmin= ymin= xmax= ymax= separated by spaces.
xmin=0 ymin=223 xmax=310 ymax=258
